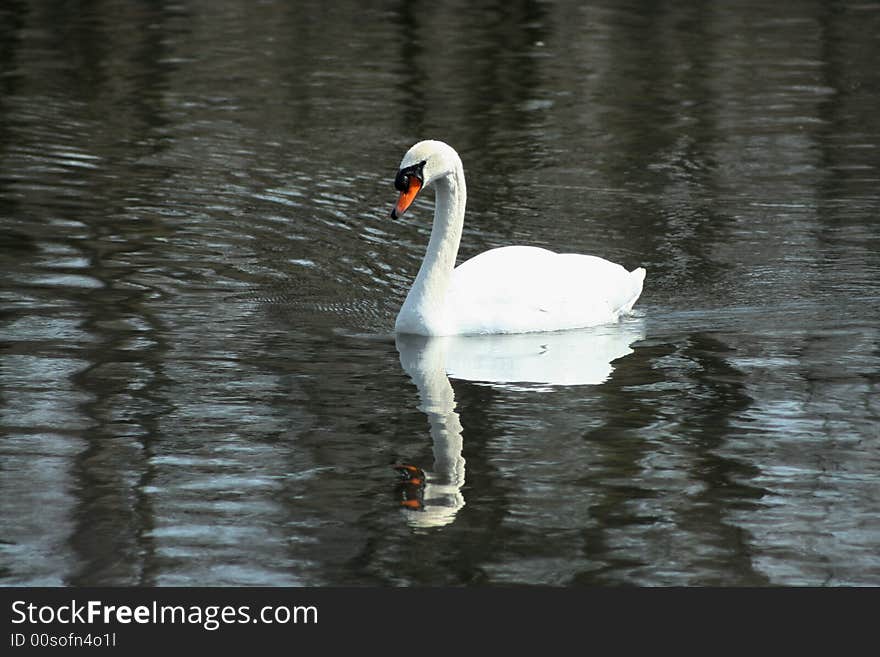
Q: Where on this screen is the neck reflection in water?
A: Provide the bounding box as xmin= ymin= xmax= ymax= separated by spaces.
xmin=394 ymin=320 xmax=646 ymax=529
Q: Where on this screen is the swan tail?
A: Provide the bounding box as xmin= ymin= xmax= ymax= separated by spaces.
xmin=619 ymin=267 xmax=646 ymax=314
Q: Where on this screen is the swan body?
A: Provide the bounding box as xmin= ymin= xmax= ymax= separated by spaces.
xmin=391 ymin=140 xmax=645 ymax=336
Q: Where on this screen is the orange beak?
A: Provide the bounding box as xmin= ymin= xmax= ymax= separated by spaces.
xmin=391 ymin=177 xmax=422 ymax=219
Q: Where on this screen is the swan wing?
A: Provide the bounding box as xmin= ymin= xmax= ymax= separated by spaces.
xmin=448 ymin=246 xmax=644 ymax=335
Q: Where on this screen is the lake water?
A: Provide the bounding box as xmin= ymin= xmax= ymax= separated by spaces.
xmin=1 ymin=0 xmax=878 ymax=586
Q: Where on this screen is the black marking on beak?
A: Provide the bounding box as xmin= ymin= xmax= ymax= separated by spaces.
xmin=394 ymin=160 xmax=426 ymax=192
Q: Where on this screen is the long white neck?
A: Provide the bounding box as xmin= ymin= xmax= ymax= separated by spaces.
xmin=396 ymin=166 xmax=467 ymax=336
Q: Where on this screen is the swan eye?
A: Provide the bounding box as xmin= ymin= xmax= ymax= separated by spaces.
xmin=394 ymin=171 xmax=414 ymax=192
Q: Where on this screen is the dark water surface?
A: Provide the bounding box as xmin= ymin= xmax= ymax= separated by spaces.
xmin=1 ymin=1 xmax=878 ymax=586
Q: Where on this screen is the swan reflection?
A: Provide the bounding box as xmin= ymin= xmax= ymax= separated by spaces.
xmin=394 ymin=319 xmax=646 ymax=529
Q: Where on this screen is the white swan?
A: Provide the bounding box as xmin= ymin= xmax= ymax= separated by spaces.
xmin=391 ymin=140 xmax=646 ymax=336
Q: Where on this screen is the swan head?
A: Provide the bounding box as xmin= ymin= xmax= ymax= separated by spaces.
xmin=391 ymin=140 xmax=462 ymax=219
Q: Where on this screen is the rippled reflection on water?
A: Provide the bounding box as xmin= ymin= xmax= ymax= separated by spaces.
xmin=1 ymin=0 xmax=878 ymax=586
